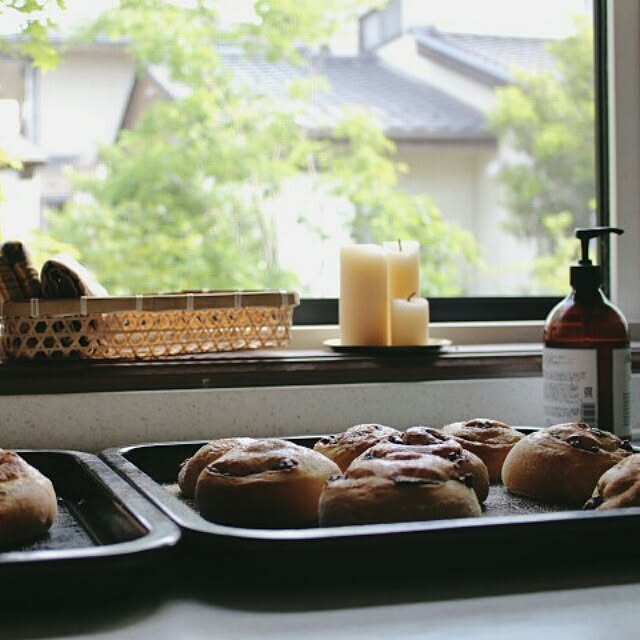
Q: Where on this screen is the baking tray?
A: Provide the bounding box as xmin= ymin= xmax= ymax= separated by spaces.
xmin=0 ymin=450 xmax=181 ymax=596
xmin=101 ymin=432 xmax=640 ymax=576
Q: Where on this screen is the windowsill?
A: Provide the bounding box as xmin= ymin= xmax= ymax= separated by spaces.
xmin=1 ymin=333 xmax=639 ymax=396
xmin=288 ymin=321 xmax=549 ymax=348
xmin=289 ymin=321 xmax=640 ymax=348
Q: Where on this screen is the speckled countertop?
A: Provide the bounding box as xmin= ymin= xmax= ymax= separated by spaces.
xmin=4 ymin=375 xmax=640 ymax=452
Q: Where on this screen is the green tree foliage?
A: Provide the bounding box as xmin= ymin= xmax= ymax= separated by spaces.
xmin=45 ymin=0 xmax=479 ymax=295
xmin=0 ymin=0 xmax=65 ymax=70
xmin=489 ymin=18 xmax=594 ymax=292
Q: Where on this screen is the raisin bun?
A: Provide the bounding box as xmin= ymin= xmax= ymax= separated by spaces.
xmin=195 ymin=438 xmax=340 ymax=528
xmin=402 ymin=425 xmax=451 ymax=446
xmin=584 ymin=453 xmax=640 ymax=510
xmin=178 ymin=437 xmax=254 ymax=497
xmin=441 ymin=419 xmax=524 ymax=482
xmin=502 ymin=423 xmax=633 ymax=505
xmin=0 ymin=449 xmax=58 ymax=548
xmin=313 ymin=423 xmax=401 ymax=472
xmin=398 ymin=426 xmax=490 ymax=503
xmin=318 ymin=445 xmax=481 ymax=527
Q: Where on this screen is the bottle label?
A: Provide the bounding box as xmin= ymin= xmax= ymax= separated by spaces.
xmin=543 ymin=348 xmax=598 ymax=425
xmin=542 ymin=346 xmax=631 ymax=438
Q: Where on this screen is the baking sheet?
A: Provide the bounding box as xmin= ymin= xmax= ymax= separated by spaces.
xmin=101 ymin=433 xmax=640 ymax=572
xmin=0 ymin=450 xmax=180 ymax=590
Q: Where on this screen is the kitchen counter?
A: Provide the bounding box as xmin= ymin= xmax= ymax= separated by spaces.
xmin=4 ymin=363 xmax=640 ymax=638
xmin=5 ymin=560 xmax=640 ymax=639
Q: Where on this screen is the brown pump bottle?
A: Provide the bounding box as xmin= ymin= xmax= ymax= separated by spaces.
xmin=543 ymin=227 xmax=631 ymax=438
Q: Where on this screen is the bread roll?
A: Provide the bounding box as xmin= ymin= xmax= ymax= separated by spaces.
xmin=195 ymin=438 xmax=341 ymax=528
xmin=402 ymin=425 xmax=451 ymax=446
xmin=584 ymin=452 xmax=640 ymax=510
xmin=313 ymin=423 xmax=401 ymax=471
xmin=397 ymin=426 xmax=490 ymax=502
xmin=0 ymin=449 xmax=58 ymax=547
xmin=441 ymin=418 xmax=524 ymax=482
xmin=502 ymin=423 xmax=632 ymax=505
xmin=178 ymin=437 xmax=254 ymax=497
xmin=319 ymin=446 xmax=481 ymax=527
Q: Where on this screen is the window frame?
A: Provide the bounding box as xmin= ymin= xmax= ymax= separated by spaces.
xmin=607 ymin=0 xmax=640 ymax=323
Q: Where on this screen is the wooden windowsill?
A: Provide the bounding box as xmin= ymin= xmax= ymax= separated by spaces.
xmin=1 ymin=343 xmax=638 ymax=396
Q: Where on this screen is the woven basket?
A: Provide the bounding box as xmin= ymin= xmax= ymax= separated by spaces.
xmin=0 ymin=290 xmax=299 ymax=360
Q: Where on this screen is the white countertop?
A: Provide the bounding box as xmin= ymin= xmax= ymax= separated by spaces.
xmin=5 ymin=564 xmax=640 ymax=639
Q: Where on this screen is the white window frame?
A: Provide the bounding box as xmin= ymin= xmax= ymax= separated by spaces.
xmin=609 ymin=0 xmax=640 ymax=325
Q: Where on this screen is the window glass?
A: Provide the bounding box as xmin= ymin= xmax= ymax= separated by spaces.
xmin=0 ymin=0 xmax=595 ymax=300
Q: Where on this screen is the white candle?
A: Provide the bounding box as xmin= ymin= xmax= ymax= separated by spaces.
xmin=340 ymin=244 xmax=389 ymax=345
xmin=383 ymin=240 xmax=420 ymax=299
xmin=390 ymin=295 xmax=429 ymax=346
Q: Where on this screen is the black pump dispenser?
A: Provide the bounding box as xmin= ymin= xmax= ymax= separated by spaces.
xmin=570 ymin=226 xmax=623 ymax=290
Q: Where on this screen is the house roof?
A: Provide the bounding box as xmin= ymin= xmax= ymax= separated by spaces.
xmin=413 ymin=28 xmax=553 ymax=86
xmin=147 ymin=52 xmax=491 ymax=143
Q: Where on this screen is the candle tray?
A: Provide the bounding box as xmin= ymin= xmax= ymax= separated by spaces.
xmin=0 ymin=290 xmax=299 ymax=360
xmin=100 ymin=432 xmax=640 ymax=578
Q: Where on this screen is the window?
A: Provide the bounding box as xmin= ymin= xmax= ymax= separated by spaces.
xmin=0 ymin=0 xmax=633 ymax=331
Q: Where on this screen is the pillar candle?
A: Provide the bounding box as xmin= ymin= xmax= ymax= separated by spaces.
xmin=390 ymin=295 xmax=429 ymax=346
xmin=340 ymin=244 xmax=389 ymax=345
xmin=383 ymin=240 xmax=420 ymax=299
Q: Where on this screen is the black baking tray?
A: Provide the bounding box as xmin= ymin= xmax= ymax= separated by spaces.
xmin=0 ymin=450 xmax=181 ymax=598
xmin=101 ymin=432 xmax=640 ymax=577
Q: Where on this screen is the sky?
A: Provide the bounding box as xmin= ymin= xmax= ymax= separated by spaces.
xmin=1 ymin=0 xmax=591 ymax=41
xmin=0 ymin=0 xmax=255 ymax=35
xmin=402 ymin=0 xmax=591 ymax=38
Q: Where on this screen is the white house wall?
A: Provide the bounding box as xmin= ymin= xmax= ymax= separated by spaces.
xmin=375 ymin=34 xmax=496 ymax=113
xmin=397 ymin=142 xmax=478 ymax=231
xmin=37 ymin=49 xmax=135 ymax=160
xmin=397 ymin=141 xmax=536 ymax=295
xmin=269 ymin=141 xmax=532 ymax=297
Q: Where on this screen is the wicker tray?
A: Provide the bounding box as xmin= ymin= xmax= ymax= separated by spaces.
xmin=0 ymin=290 xmax=299 ymax=360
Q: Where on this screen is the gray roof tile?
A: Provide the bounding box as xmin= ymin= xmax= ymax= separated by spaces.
xmin=414 ymin=28 xmax=553 ymax=84
xmin=150 ymin=53 xmax=489 ymax=141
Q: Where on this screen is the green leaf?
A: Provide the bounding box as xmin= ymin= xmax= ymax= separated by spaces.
xmin=487 ymin=18 xmax=594 ymax=291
